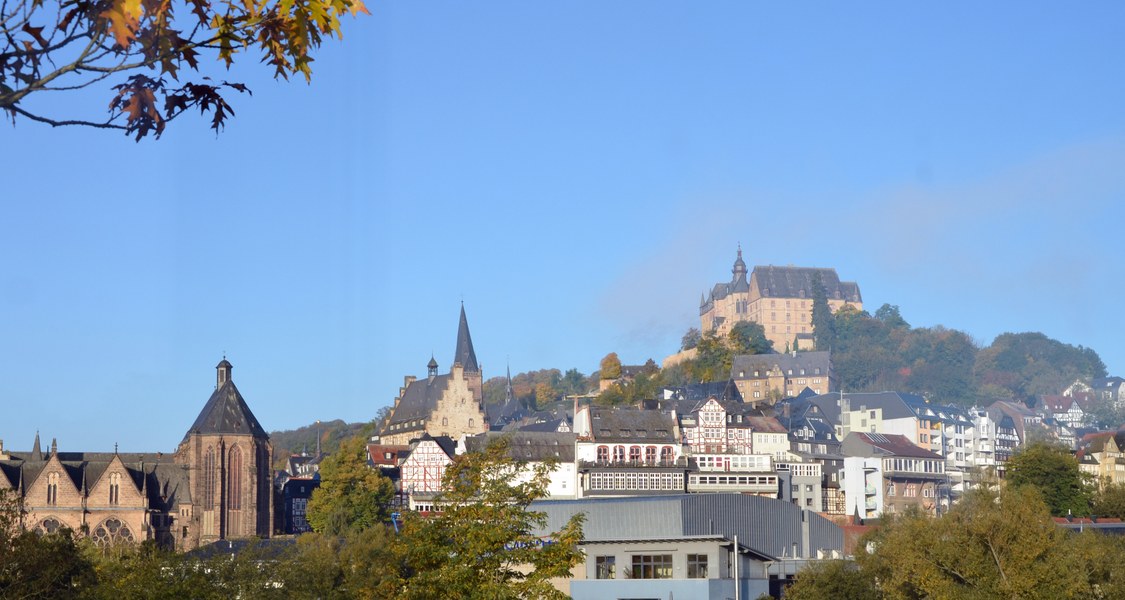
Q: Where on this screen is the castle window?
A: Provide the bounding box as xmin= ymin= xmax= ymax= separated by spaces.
xmin=228 ymin=446 xmax=242 ymax=511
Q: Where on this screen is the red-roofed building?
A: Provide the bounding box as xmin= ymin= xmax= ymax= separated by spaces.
xmin=841 ymin=432 xmax=950 ymax=519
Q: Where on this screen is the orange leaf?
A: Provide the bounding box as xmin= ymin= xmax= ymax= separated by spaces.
xmin=100 ymin=0 xmax=144 ymax=48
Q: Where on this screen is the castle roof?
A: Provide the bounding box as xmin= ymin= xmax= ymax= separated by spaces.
xmin=750 ymin=265 xmax=862 ymax=303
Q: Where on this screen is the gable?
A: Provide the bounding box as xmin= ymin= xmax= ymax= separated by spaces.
xmin=87 ymin=456 xmax=145 ymax=507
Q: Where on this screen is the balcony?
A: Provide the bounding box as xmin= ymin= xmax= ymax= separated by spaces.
xmin=864 ymin=485 xmax=877 ymax=496
xmin=865 ymin=498 xmax=878 ymax=510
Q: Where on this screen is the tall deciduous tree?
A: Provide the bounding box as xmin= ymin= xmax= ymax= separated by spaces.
xmin=599 ymin=352 xmax=622 ymax=380
xmin=306 ymin=433 xmax=396 ymax=534
xmin=680 ymin=327 xmax=701 ymax=351
xmin=1005 ymin=441 xmax=1094 ymax=517
xmin=728 ymin=321 xmax=773 ymax=355
xmin=1 ymin=0 xmax=367 ymax=138
xmin=398 ymin=437 xmax=584 ymax=599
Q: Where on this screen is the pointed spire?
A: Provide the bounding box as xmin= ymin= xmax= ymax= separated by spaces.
xmin=31 ymin=431 xmax=42 ymax=462
xmin=732 ymin=243 xmax=747 ymax=281
xmin=453 ymin=302 xmax=479 ymax=373
xmin=505 ymin=363 xmax=515 ymax=403
xmin=427 ymin=355 xmax=439 ymax=378
xmin=50 ymin=437 xmax=57 ymax=457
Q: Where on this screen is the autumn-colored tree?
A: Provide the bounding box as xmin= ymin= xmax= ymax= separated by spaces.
xmin=306 ymin=433 xmax=396 ymax=535
xmin=398 ymin=437 xmax=584 ymax=599
xmin=1 ymin=0 xmax=367 ymax=139
xmin=599 ymin=352 xmax=622 ymax=380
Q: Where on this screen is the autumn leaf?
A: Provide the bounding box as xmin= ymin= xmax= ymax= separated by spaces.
xmin=100 ymin=0 xmax=144 ymax=48
xmin=22 ymin=24 xmax=49 ymax=49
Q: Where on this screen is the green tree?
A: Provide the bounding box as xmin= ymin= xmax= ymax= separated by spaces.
xmin=599 ymin=352 xmax=622 ymax=380
xmin=680 ymin=327 xmax=702 ymax=351
xmin=1093 ymin=482 xmax=1125 ymax=519
xmin=306 ymin=433 xmax=396 ymax=534
xmin=1005 ymin=441 xmax=1094 ymax=517
xmin=974 ymin=332 xmax=1107 ymax=402
xmin=810 ymin=272 xmax=836 ymax=351
xmin=784 ymin=560 xmax=878 ymax=600
xmin=728 ymin=321 xmax=773 ymax=355
xmin=559 ymin=368 xmax=588 ymax=396
xmin=398 ymin=437 xmax=584 ymax=599
xmin=0 ymin=489 xmax=95 ymax=599
xmin=1 ymin=0 xmax=367 ymax=138
xmin=873 ymin=303 xmax=909 ymax=329
xmin=856 ymin=487 xmax=1093 ymax=599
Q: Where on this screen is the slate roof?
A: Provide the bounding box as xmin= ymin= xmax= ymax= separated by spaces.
xmin=732 ymin=351 xmax=833 ymax=380
xmin=587 ymin=407 xmax=677 ymax=443
xmin=0 ymin=452 xmax=191 ymax=506
xmin=750 ymin=265 xmax=862 ymax=303
xmin=453 ymin=304 xmax=479 ymax=372
xmin=842 ymin=432 xmax=941 ymax=459
xmin=183 ymin=379 xmax=269 ymax=442
xmin=384 ymin=374 xmax=452 ymax=432
xmin=463 ymin=431 xmax=576 ymax=462
xmin=805 ymin=391 xmax=923 ymax=423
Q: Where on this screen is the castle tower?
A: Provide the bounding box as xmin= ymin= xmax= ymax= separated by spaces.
xmin=175 ymin=359 xmax=272 ymax=548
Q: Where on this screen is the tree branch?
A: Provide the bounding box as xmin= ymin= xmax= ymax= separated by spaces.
xmin=7 ymin=103 xmax=126 ymax=130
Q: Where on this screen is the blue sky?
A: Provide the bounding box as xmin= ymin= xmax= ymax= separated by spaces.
xmin=3 ymin=2 xmax=1124 ymax=451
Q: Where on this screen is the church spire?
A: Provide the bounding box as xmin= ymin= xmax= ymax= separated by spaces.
xmin=453 ymin=302 xmax=480 ymax=373
xmin=504 ymin=363 xmax=515 ymax=403
xmin=31 ymin=431 xmax=42 ymax=461
xmin=216 ymin=357 xmax=233 ymax=388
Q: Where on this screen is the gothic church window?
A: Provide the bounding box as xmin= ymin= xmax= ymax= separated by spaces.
xmin=91 ymin=518 xmax=134 ymax=546
xmin=46 ymin=472 xmax=59 ymax=505
xmin=228 ymin=446 xmax=242 ymax=511
xmin=203 ymin=447 xmax=216 ymax=511
xmin=109 ymin=473 xmax=120 ymax=504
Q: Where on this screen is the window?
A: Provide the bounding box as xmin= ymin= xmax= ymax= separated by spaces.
xmin=613 ymin=446 xmax=625 ymax=463
xmin=661 ymin=446 xmax=674 ymax=464
xmin=468 ymin=418 xmax=474 ymax=427
xmin=645 ymin=446 xmax=657 ymax=465
xmin=597 ymin=446 xmax=608 ymax=462
xmin=228 ymin=445 xmax=243 ymax=511
xmin=630 ymin=446 xmax=642 ymax=463
xmin=632 ymin=554 xmax=673 ymax=579
xmin=109 ymin=473 xmax=120 ymax=505
xmin=595 ymin=556 xmax=615 ymax=579
xmin=203 ymin=447 xmax=216 ymax=510
xmin=46 ymin=472 xmax=59 ymax=505
xmin=442 ymin=417 xmax=448 ymax=426
xmin=687 ymin=554 xmax=708 ymax=578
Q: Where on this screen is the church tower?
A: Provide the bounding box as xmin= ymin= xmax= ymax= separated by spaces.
xmin=175 ymin=359 xmax=273 ymax=548
xmin=453 ymin=301 xmax=484 ymax=404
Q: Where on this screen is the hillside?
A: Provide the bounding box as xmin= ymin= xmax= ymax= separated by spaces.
xmin=270 ymin=419 xmax=373 ymax=469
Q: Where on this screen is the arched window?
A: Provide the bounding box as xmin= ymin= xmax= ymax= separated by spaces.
xmin=468 ymin=418 xmax=474 ymax=428
xmin=660 ymin=446 xmax=674 ymax=465
xmin=109 ymin=472 xmax=120 ymax=505
xmin=645 ymin=446 xmax=657 ymax=465
xmin=629 ymin=446 xmax=641 ymax=463
xmin=203 ymin=447 xmax=216 ymax=511
xmin=91 ymin=518 xmax=134 ymax=547
xmin=597 ymin=446 xmax=609 ymax=462
xmin=46 ymin=472 xmax=59 ymax=505
xmin=613 ymin=446 xmax=625 ymax=463
xmin=442 ymin=417 xmax=448 ymax=426
xmin=227 ymin=446 xmax=242 ymax=511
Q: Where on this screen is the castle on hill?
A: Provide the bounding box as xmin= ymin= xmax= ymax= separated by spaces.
xmin=700 ymin=247 xmax=863 ymax=351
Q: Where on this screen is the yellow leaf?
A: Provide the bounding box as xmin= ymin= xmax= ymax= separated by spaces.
xmin=100 ymin=0 xmax=144 ymax=48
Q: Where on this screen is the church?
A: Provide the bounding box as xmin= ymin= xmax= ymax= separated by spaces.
xmin=0 ymin=359 xmax=272 ymax=551
xmin=379 ymin=304 xmax=489 ymax=445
